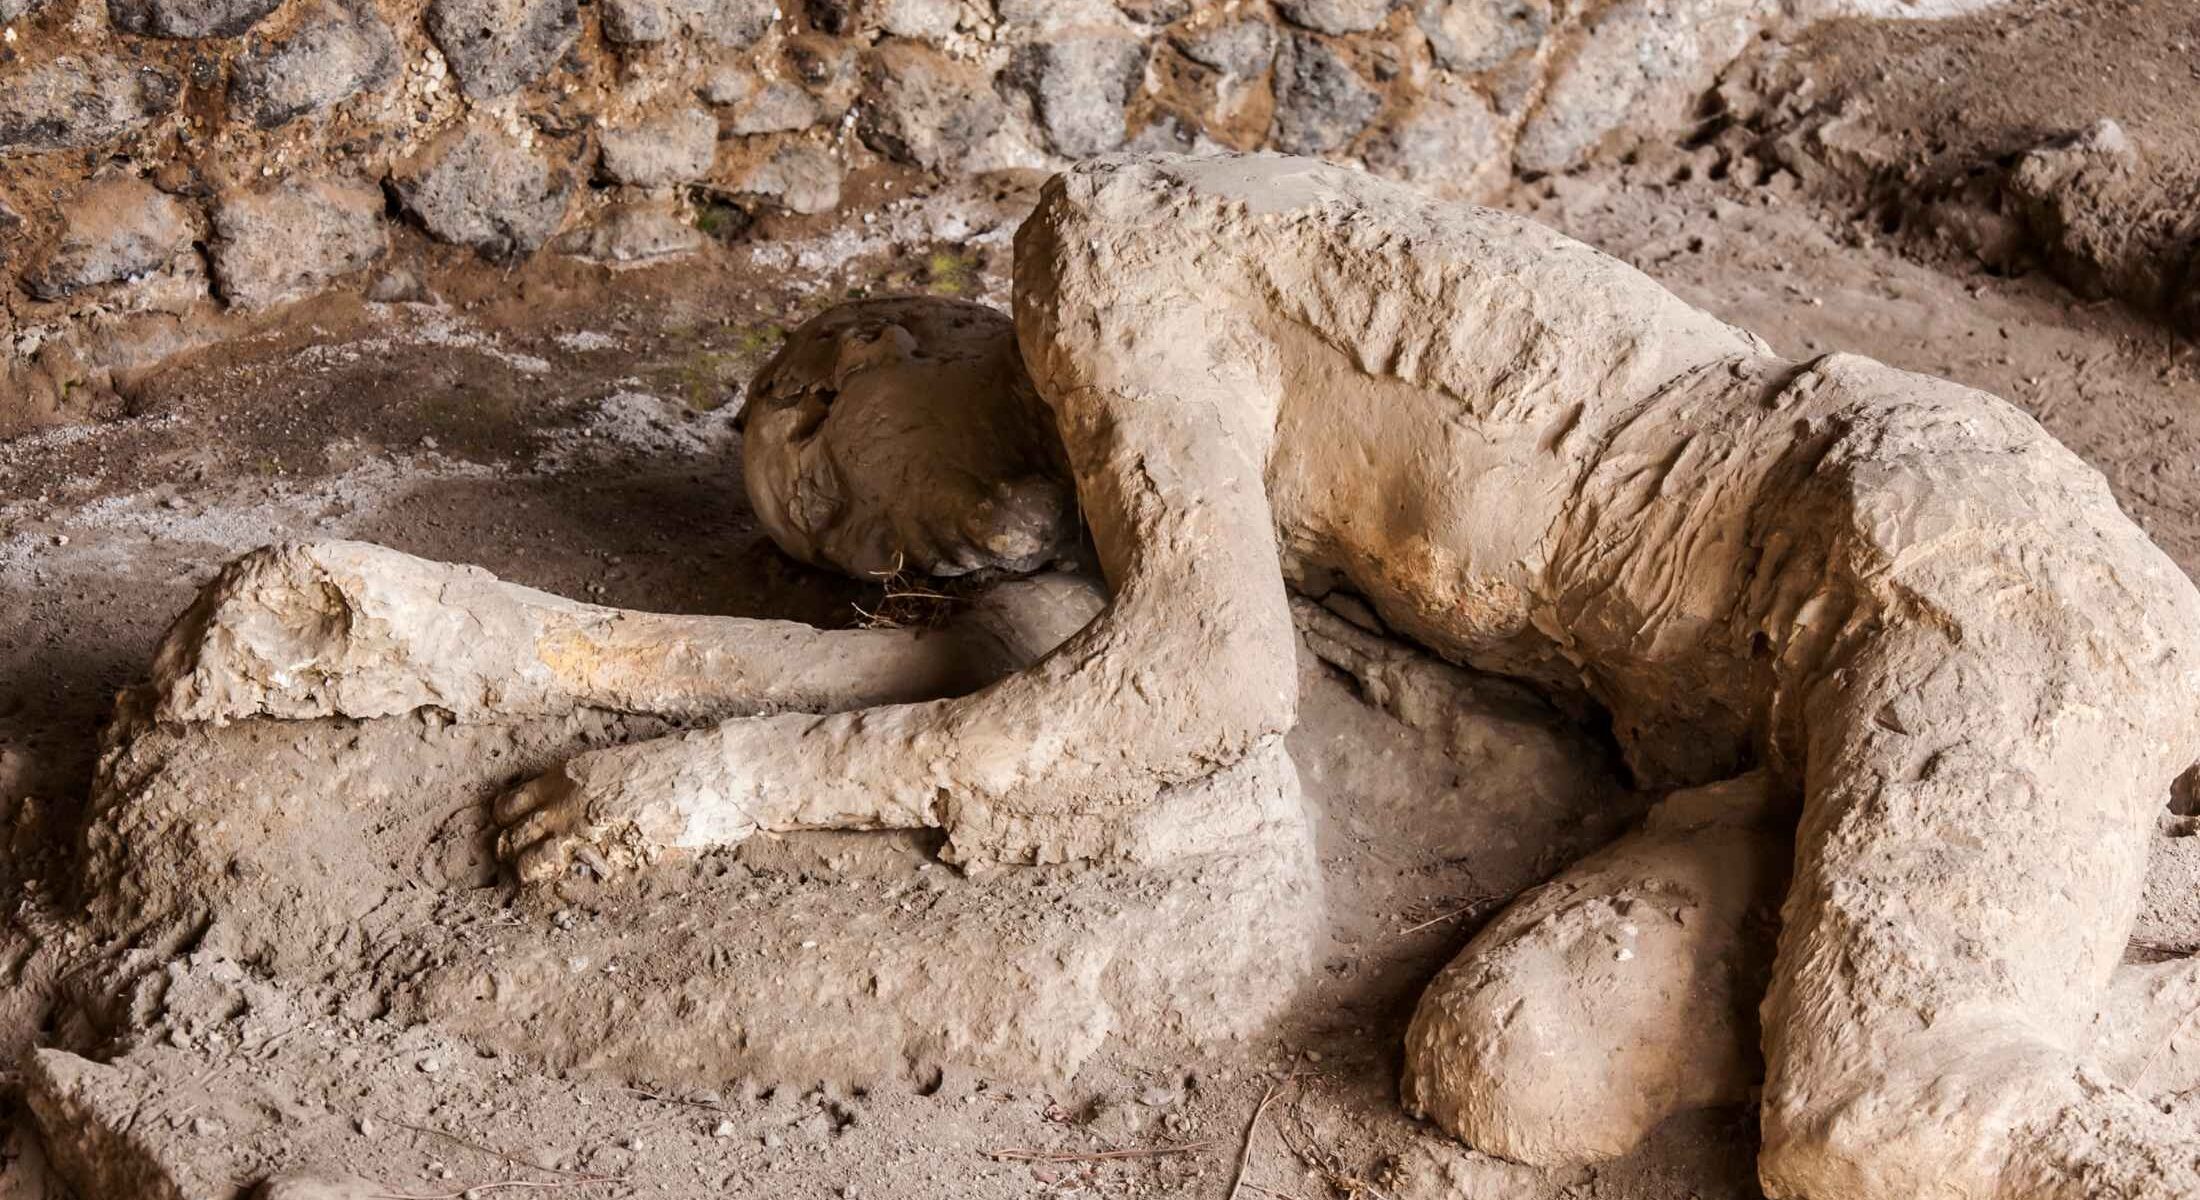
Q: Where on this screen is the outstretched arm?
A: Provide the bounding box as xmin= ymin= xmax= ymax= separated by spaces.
xmin=495 ymin=369 xmax=1299 ymax=879
xmin=148 ymin=540 xmax=1053 ymax=726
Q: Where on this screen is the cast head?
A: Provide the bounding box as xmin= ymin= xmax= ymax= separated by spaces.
xmin=742 ymin=297 xmax=1080 ymax=580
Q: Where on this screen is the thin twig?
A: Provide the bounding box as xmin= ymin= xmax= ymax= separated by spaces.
xmin=374 ymin=1179 xmax=621 ymax=1200
xmin=624 ymin=1086 xmax=724 ymax=1112
xmin=984 ymin=1140 xmax=1217 ymax=1164
xmin=1228 ymin=1074 xmax=1302 ymax=1200
xmin=387 ymin=1118 xmax=591 ymax=1178
xmin=1396 ymin=897 xmax=1495 ymax=937
xmin=2133 ymin=996 xmax=2200 ymax=1089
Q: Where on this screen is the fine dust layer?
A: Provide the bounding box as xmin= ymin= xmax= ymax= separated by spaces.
xmin=96 ymin=152 xmax=2200 ymax=1200
xmin=85 ymin=565 xmax=1321 ymax=1091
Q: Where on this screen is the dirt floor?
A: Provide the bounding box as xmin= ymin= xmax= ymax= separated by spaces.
xmin=3 ymin=3 xmax=2199 ymax=1198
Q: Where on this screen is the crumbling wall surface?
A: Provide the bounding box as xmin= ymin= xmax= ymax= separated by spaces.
xmin=0 ymin=0 xmax=2001 ymax=425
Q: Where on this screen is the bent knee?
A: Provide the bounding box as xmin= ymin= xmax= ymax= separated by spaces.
xmin=1403 ymin=883 xmax=1760 ymax=1166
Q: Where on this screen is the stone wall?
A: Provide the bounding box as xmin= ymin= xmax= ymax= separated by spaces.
xmin=0 ymin=0 xmax=2002 ymax=419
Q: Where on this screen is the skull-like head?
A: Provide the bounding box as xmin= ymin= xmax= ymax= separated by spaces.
xmin=742 ymin=297 xmax=1079 ymax=580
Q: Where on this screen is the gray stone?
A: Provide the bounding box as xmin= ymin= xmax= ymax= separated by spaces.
xmin=673 ymin=0 xmax=773 ymax=45
xmin=1270 ymin=33 xmax=1379 ymax=156
xmin=364 ymin=266 xmax=431 ymax=302
xmin=1115 ymin=0 xmax=1190 ymax=24
xmin=868 ymin=0 xmax=957 ymax=39
xmin=855 ymin=42 xmax=1004 ymax=171
xmin=108 ymin=0 xmax=281 ymax=38
xmin=1510 ymin=0 xmax=1747 ymax=175
xmin=426 ymin=0 xmax=579 ymax=99
xmin=600 ymin=0 xmax=666 ymax=41
xmin=1274 ymin=0 xmax=1393 ymax=34
xmin=599 ymin=106 xmax=719 ymax=186
xmin=24 ymin=177 xmax=196 ymax=300
xmin=1006 ymin=34 xmax=1149 ymax=159
xmin=0 ymin=56 xmax=181 ymax=152
xmin=228 ymin=0 xmax=399 ymax=128
xmin=556 ymin=203 xmax=704 ymax=263
xmin=393 ymin=124 xmax=571 ymax=261
xmin=732 ymin=141 xmax=842 ymax=214
xmin=1124 ymin=111 xmax=1223 ymax=156
xmin=992 ymin=0 xmax=1115 ymax=31
xmin=1362 ymin=78 xmax=1502 ymax=198
xmin=1172 ymin=18 xmax=1275 ymax=77
xmin=703 ymin=69 xmax=825 ymax=134
xmin=602 ymin=0 xmax=770 ymax=44
xmin=0 ymin=0 xmax=51 ymax=21
xmin=1415 ymin=0 xmax=1548 ymax=75
xmin=209 ymin=179 xmax=387 ymax=309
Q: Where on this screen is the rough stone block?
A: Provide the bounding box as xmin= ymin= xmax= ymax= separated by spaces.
xmin=600 ymin=0 xmax=770 ymax=45
xmin=108 ymin=0 xmax=281 ymax=38
xmin=228 ymin=0 xmax=400 ymax=128
xmin=599 ymin=0 xmax=666 ymax=41
xmin=855 ymin=41 xmax=1004 ymax=171
xmin=1363 ymin=77 xmax=1503 ymax=198
xmin=867 ymin=0 xmax=958 ymax=39
xmin=23 ymin=177 xmax=195 ymax=300
xmin=704 ymin=68 xmax=826 ymax=134
xmin=0 ymin=56 xmax=180 ymax=152
xmin=1173 ymin=17 xmax=1276 ymax=77
xmin=1271 ymin=32 xmax=1379 ymax=156
xmin=1511 ymin=0 xmax=1755 ymax=175
xmin=1274 ymin=0 xmax=1393 ymax=34
xmin=426 ymin=0 xmax=579 ymax=99
xmin=599 ymin=105 xmax=719 ymax=187
xmin=393 ymin=124 xmax=571 ymax=261
xmin=1414 ymin=0 xmax=1550 ymax=75
xmin=673 ymin=0 xmax=773 ymax=44
xmin=1006 ymin=34 xmax=1149 ymax=159
xmin=555 ymin=203 xmax=704 ymax=263
xmin=732 ymin=141 xmax=843 ymax=214
xmin=209 ymin=179 xmax=388 ymax=309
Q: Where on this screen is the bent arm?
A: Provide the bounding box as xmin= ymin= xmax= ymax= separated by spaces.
xmin=498 ymin=379 xmax=1299 ymax=876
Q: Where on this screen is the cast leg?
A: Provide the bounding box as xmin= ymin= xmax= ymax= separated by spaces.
xmin=1749 ymin=368 xmax=2200 ymax=1200
xmin=1403 ymin=774 xmax=1790 ymax=1165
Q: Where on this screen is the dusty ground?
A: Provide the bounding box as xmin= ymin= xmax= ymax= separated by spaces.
xmin=3 ymin=3 xmax=2199 ymax=1198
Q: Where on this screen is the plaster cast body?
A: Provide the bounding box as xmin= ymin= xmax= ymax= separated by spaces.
xmin=150 ymin=155 xmax=2200 ymax=1198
